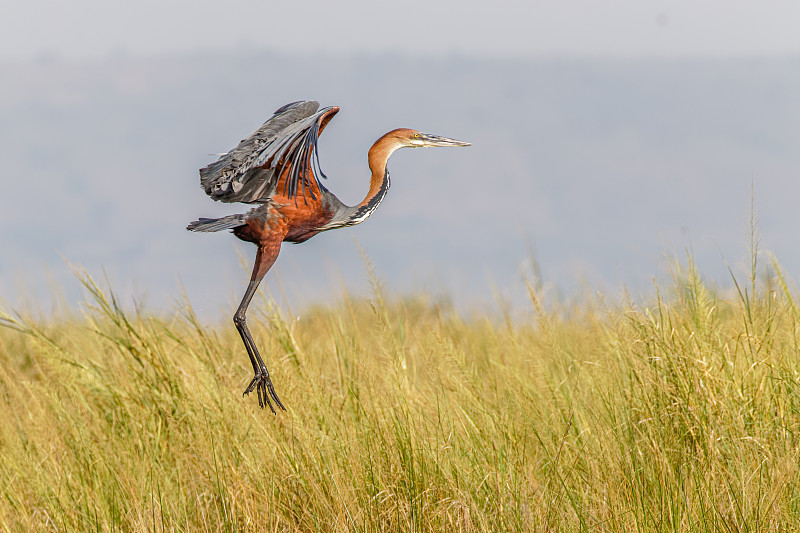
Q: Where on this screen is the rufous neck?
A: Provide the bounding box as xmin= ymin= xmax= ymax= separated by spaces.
xmin=363 ymin=135 xmax=403 ymax=207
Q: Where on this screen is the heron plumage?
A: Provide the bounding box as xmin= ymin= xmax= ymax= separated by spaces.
xmin=187 ymin=100 xmax=469 ymax=412
xmin=198 ymin=100 xmax=337 ymax=205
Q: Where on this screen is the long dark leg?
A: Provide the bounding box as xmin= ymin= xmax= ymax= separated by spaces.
xmin=234 ymin=245 xmax=285 ymax=412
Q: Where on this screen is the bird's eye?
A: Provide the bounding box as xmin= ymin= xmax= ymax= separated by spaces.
xmin=414 ymin=133 xmax=419 ymax=138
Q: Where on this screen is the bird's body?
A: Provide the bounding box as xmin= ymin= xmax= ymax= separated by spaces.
xmin=188 ymin=100 xmax=469 ymax=412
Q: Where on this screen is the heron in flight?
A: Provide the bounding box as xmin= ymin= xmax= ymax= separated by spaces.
xmin=188 ymin=101 xmax=470 ymax=412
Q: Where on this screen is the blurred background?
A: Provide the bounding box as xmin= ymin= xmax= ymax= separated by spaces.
xmin=2 ymin=0 xmax=799 ymax=317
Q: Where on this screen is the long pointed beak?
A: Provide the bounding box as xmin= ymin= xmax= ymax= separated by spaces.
xmin=419 ymin=133 xmax=471 ymax=147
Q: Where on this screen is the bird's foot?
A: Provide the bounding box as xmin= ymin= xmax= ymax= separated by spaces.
xmin=244 ymin=369 xmax=286 ymax=413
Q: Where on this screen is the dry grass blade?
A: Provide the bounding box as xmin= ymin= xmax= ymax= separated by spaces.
xmin=1 ymin=251 xmax=799 ymax=531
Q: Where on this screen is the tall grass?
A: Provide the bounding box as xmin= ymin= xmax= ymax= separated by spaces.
xmin=1 ymin=250 xmax=800 ymax=531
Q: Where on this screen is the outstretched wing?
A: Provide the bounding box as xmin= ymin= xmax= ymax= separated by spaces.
xmin=199 ymin=100 xmax=339 ymax=204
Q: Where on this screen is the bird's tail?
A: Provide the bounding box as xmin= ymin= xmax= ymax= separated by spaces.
xmin=186 ymin=213 xmax=247 ymax=232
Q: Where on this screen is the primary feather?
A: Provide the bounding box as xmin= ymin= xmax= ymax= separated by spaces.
xmin=198 ymin=100 xmax=334 ymax=205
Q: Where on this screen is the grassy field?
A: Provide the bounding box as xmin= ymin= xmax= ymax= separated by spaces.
xmin=1 ymin=249 xmax=800 ymax=532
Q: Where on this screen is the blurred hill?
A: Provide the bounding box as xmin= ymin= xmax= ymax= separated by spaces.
xmin=2 ymin=51 xmax=799 ymax=316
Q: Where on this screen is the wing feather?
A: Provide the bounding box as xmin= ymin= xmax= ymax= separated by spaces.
xmin=199 ymin=100 xmax=338 ymax=204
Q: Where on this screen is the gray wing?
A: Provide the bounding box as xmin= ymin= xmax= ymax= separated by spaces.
xmin=199 ymin=100 xmax=338 ymax=204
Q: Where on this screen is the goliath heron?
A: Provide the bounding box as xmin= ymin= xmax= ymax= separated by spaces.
xmin=188 ymin=100 xmax=470 ymax=412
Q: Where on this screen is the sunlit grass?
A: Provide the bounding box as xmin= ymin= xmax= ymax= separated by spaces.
xmin=1 ymin=247 xmax=800 ymax=532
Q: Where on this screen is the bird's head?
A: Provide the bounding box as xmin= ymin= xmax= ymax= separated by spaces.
xmin=387 ymin=128 xmax=471 ymax=149
xmin=369 ymin=128 xmax=470 ymax=171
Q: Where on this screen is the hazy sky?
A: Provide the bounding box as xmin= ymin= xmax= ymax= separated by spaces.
xmin=4 ymin=1 xmax=800 ymax=318
xmin=6 ymin=0 xmax=800 ymax=61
